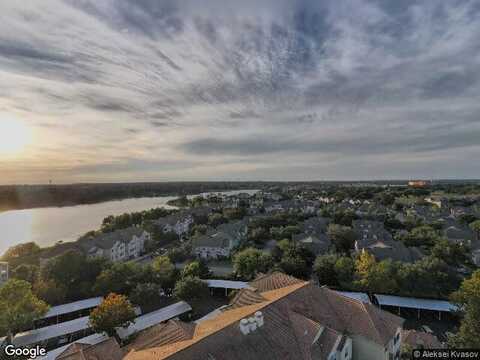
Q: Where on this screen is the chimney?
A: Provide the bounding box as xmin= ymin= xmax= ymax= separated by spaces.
xmin=248 ymin=317 xmax=257 ymax=332
xmin=255 ymin=311 xmax=264 ymax=327
xmin=240 ymin=318 xmax=250 ymax=335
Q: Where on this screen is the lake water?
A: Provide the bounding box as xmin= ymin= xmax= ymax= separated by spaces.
xmin=0 ymin=189 xmax=258 ymax=255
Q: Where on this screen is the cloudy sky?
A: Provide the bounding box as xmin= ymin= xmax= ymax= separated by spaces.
xmin=0 ymin=0 xmax=479 ymax=184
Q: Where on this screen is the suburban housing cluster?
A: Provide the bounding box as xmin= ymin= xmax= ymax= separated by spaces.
xmin=1 ymin=183 xmax=478 ymax=359
xmin=7 ymin=272 xmax=446 ymax=360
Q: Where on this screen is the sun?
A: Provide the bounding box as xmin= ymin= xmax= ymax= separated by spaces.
xmin=0 ymin=119 xmax=31 ymax=155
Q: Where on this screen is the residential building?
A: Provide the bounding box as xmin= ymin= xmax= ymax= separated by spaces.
xmin=47 ymin=337 xmax=123 ymax=360
xmin=154 ymin=212 xmax=195 ymax=238
xmin=82 ymin=227 xmax=149 ymax=262
xmin=353 ymin=220 xmax=423 ymax=263
xmin=124 ymin=272 xmax=404 ymax=360
xmin=192 ymin=232 xmax=234 ymax=260
xmin=192 ymin=219 xmax=248 ymax=260
xmin=0 ymin=261 xmax=8 ymax=286
xmin=292 ymin=232 xmax=331 ymax=255
xmin=302 ymin=216 xmax=330 ymax=235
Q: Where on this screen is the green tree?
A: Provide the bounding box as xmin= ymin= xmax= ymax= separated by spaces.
xmin=430 ymin=239 xmax=472 ymax=268
xmin=233 ymin=248 xmax=274 ymax=280
xmin=398 ymin=256 xmax=460 ymax=298
xmin=151 ymin=256 xmax=177 ymax=290
xmin=130 ymin=283 xmax=162 ymax=308
xmin=327 ymin=224 xmax=356 ymax=254
xmin=449 ymin=270 xmax=480 ymax=348
xmin=11 ymin=264 xmax=38 ymax=284
xmin=470 ymin=220 xmax=480 ymax=241
xmin=279 ymin=253 xmax=310 ymax=279
xmin=354 ymin=254 xmax=399 ymax=294
xmin=181 ymin=260 xmax=211 ymax=279
xmin=41 ymin=250 xmax=106 ymax=301
xmin=166 ymin=247 xmax=189 ymax=264
xmin=33 ymin=279 xmax=67 ymax=305
xmin=173 ymin=277 xmax=209 ymax=302
xmin=334 ymin=257 xmax=355 ymax=286
xmin=314 ymin=254 xmax=339 ymax=286
xmin=402 ymin=225 xmax=439 ymax=247
xmin=94 ymin=262 xmax=145 ymax=296
xmin=89 ymin=293 xmax=136 ymax=337
xmin=0 ymin=279 xmax=49 ymax=338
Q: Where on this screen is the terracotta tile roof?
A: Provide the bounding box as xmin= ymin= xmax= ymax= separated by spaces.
xmin=248 ymin=271 xmax=304 ymax=292
xmin=56 ymin=343 xmax=90 ymax=358
xmin=124 ymin=282 xmax=308 ymax=360
xmin=224 ymin=288 xmax=267 ymax=310
xmin=57 ymin=338 xmax=123 ymax=360
xmin=126 ymin=320 xmax=196 ymax=352
xmin=123 ymin=273 xmax=404 ymax=360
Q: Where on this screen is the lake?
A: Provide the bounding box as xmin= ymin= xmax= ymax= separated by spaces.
xmin=0 ymin=189 xmax=258 ymax=255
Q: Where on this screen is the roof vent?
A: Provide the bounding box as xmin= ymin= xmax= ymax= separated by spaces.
xmin=248 ymin=317 xmax=257 ymax=332
xmin=240 ymin=318 xmax=250 ymax=335
xmin=255 ymin=311 xmax=264 ymax=327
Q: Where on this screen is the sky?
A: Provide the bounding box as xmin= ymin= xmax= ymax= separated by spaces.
xmin=0 ymin=0 xmax=479 ymax=184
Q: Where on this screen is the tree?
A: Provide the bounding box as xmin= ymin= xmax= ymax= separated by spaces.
xmin=173 ymin=276 xmax=209 ymax=302
xmin=397 ymin=256 xmax=460 ymax=298
xmin=402 ymin=225 xmax=439 ymax=247
xmin=166 ymin=246 xmax=190 ymax=264
xmin=33 ymin=279 xmax=67 ymax=305
xmin=94 ymin=262 xmax=145 ymax=296
xmin=354 ymin=253 xmax=399 ymax=293
xmin=11 ymin=264 xmax=38 ymax=284
xmin=151 ymin=256 xmax=177 ymax=290
xmin=208 ymin=213 xmax=226 ymax=227
xmin=2 ymin=242 xmax=41 ymax=260
xmin=41 ymin=250 xmax=106 ymax=301
xmin=327 ymin=224 xmax=356 ymax=254
xmin=459 ymin=214 xmax=478 ymax=226
xmin=181 ymin=260 xmax=211 ymax=279
xmin=334 ymin=257 xmax=355 ymax=286
xmin=449 ymin=270 xmax=480 ymax=348
xmin=130 ymin=283 xmax=162 ymax=308
xmin=191 ymin=224 xmax=208 ymax=237
xmin=279 ymin=253 xmax=310 ymax=279
xmin=332 ymin=210 xmax=357 ymax=227
xmin=470 ymin=220 xmax=480 ymax=241
xmin=0 ymin=279 xmax=49 ymax=338
xmin=89 ymin=293 xmax=135 ymax=337
xmin=430 ymin=239 xmax=472 ymax=268
xmin=276 ymin=241 xmax=315 ymax=279
xmin=233 ymin=248 xmax=274 ymax=280
xmin=223 ymin=208 xmax=246 ymax=221
xmin=314 ymin=254 xmax=339 ymax=286
xmin=354 ymin=251 xmax=376 ymax=289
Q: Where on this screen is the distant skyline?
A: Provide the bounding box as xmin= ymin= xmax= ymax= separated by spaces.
xmin=1 ymin=0 xmax=480 ymax=184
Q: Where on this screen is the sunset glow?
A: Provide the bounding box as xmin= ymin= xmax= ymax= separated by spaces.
xmin=0 ymin=118 xmax=31 ymax=155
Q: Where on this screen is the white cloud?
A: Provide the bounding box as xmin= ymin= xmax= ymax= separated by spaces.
xmin=0 ymin=0 xmax=479 ymax=183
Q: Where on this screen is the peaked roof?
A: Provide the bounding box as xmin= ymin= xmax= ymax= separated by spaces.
xmin=249 ymin=271 xmax=304 ymax=292
xmin=126 ymin=320 xmax=196 ymax=352
xmin=225 ymin=288 xmax=267 ymax=310
xmin=124 ymin=273 xmax=404 ymax=360
xmin=56 ymin=338 xmax=123 ymax=360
